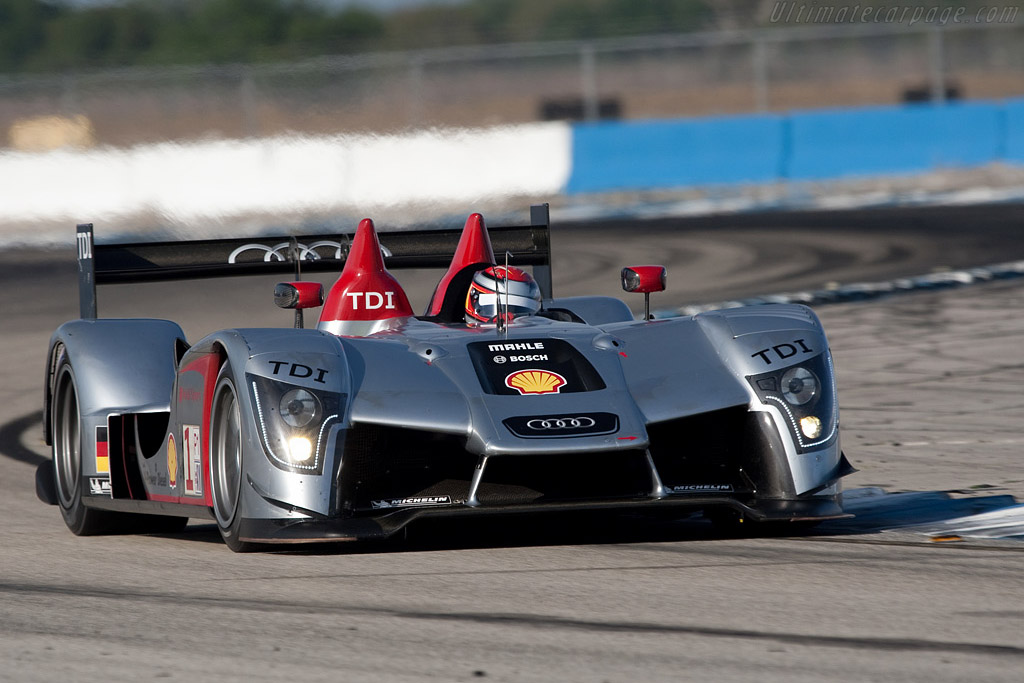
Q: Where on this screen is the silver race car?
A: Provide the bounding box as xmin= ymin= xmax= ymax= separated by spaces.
xmin=37 ymin=205 xmax=854 ymax=551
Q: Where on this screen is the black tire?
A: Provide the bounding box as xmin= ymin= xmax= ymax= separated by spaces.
xmin=52 ymin=353 xmax=191 ymax=537
xmin=52 ymin=355 xmax=112 ymax=535
xmin=209 ymin=362 xmax=255 ymax=552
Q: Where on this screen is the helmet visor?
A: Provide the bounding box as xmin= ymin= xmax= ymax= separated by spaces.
xmin=471 ymin=291 xmax=541 ymax=320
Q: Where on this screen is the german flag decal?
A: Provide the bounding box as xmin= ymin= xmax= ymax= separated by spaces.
xmin=95 ymin=426 xmax=109 ymax=474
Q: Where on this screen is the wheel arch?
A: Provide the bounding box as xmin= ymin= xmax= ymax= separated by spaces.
xmin=45 ymin=320 xmax=187 ymax=429
xmin=197 ymin=328 xmax=354 ymax=547
xmin=43 ymin=338 xmax=66 ymax=446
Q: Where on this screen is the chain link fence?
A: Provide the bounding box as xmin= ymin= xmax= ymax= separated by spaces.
xmin=1 ymin=21 xmax=1021 ymax=149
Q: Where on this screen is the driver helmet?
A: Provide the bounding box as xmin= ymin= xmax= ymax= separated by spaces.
xmin=465 ymin=265 xmax=542 ymax=324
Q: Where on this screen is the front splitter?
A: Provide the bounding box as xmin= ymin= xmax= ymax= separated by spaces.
xmin=237 ymin=494 xmax=850 ymax=544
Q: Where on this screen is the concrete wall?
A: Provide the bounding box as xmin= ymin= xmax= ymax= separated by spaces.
xmin=2 ymin=98 xmax=1023 ymax=245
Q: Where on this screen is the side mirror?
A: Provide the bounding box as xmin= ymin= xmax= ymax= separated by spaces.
xmin=274 ymin=282 xmax=324 ymax=309
xmin=621 ymin=266 xmax=666 ymax=320
xmin=621 ymin=266 xmax=666 ymax=294
xmin=275 ymin=282 xmax=324 ymax=329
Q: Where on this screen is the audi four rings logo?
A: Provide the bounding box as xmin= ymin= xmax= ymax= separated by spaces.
xmin=503 ymin=412 xmax=618 ymax=438
xmin=227 ymin=241 xmax=393 ymax=264
xmin=526 ymin=417 xmax=596 ymax=430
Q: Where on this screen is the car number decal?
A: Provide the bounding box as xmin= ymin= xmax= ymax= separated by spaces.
xmin=183 ymin=425 xmax=203 ymax=496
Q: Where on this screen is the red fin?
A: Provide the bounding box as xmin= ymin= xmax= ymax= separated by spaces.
xmin=319 ymin=218 xmax=413 ymax=327
xmin=425 ymin=213 xmax=495 ymax=316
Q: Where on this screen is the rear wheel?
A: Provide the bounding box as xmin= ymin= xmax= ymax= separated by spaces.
xmin=53 ymin=357 xmax=108 ymax=535
xmin=210 ymin=363 xmax=254 ymax=552
xmin=52 ymin=353 xmax=190 ymax=536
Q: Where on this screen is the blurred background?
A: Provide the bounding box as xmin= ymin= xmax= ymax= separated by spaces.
xmin=1 ymin=0 xmax=1022 ymax=239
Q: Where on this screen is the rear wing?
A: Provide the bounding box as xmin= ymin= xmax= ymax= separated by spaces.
xmin=76 ymin=204 xmax=551 ymax=319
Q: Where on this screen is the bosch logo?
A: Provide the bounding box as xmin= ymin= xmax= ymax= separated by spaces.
xmin=493 ymin=354 xmax=548 ymax=364
xmin=526 ymin=417 xmax=597 ymax=430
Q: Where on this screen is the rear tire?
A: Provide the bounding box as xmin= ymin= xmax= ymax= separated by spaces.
xmin=210 ymin=362 xmax=255 ymax=552
xmin=52 ymin=356 xmax=110 ymax=535
xmin=52 ymin=353 xmax=191 ymax=536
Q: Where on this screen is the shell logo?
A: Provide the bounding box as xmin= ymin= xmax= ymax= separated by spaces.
xmin=167 ymin=434 xmax=177 ymax=488
xmin=505 ymin=369 xmax=567 ymax=395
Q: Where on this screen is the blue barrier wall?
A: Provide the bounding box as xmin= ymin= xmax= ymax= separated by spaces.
xmin=567 ymin=97 xmax=1024 ymax=194
xmin=787 ymin=102 xmax=1004 ymax=180
xmin=1006 ymin=99 xmax=1024 ymax=163
xmin=568 ymin=115 xmax=784 ymax=193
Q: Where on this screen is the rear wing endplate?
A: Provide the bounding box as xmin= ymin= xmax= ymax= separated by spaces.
xmin=76 ymin=204 xmax=551 ymax=319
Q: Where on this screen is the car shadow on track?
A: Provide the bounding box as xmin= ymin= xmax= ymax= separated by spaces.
xmin=163 ymin=490 xmax=1024 ymax=553
xmin=0 ymin=411 xmax=47 ymax=468
xmin=160 ymin=511 xmax=836 ymax=555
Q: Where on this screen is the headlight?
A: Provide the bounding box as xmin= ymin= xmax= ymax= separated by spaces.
xmin=781 ymin=367 xmax=819 ymax=406
xmin=288 ymin=436 xmax=314 ymax=463
xmin=248 ymin=374 xmax=344 ymax=474
xmin=748 ymin=353 xmax=837 ymax=453
xmin=280 ymin=388 xmax=319 ymax=427
xmin=800 ymin=415 xmax=823 ymax=439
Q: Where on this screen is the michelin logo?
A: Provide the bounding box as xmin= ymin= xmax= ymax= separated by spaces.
xmin=370 ymin=495 xmax=453 ymax=509
xmin=671 ymin=484 xmax=734 ymax=492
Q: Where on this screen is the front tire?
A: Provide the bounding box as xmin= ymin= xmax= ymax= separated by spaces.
xmin=210 ymin=362 xmax=254 ymax=552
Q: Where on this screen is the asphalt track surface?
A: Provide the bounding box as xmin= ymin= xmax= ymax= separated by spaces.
xmin=2 ymin=203 xmax=1024 ymax=682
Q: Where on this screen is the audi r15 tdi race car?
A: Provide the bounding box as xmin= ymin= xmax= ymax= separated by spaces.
xmin=37 ymin=204 xmax=854 ymax=551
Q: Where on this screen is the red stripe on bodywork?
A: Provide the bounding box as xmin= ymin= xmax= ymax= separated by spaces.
xmin=148 ymin=492 xmax=207 ymax=507
xmin=164 ymin=352 xmax=222 ymax=508
xmin=148 ymin=493 xmax=178 ymax=503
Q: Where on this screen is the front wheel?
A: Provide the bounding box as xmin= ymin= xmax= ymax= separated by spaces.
xmin=209 ymin=362 xmax=255 ymax=552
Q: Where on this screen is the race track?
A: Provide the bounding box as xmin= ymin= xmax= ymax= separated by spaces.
xmin=1 ymin=203 xmax=1023 ymax=681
